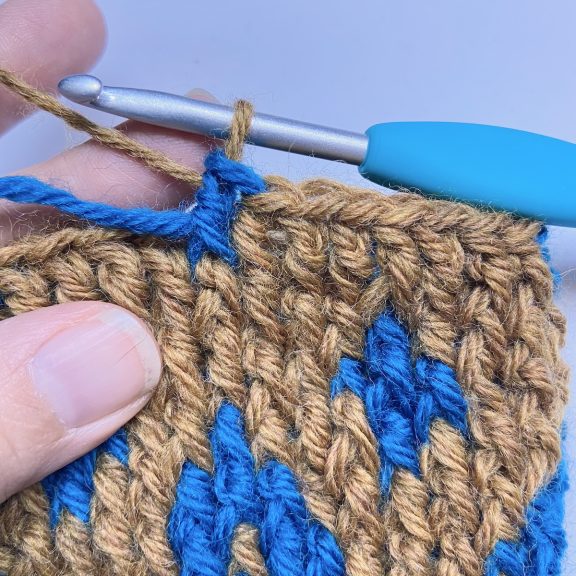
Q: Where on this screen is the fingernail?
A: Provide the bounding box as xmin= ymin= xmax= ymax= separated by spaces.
xmin=30 ymin=307 xmax=161 ymax=428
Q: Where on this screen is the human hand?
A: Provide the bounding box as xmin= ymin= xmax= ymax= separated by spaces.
xmin=0 ymin=0 xmax=210 ymax=503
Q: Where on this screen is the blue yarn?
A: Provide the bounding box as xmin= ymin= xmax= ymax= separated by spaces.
xmin=42 ymin=450 xmax=97 ymax=527
xmin=0 ymin=150 xmax=265 ymax=268
xmin=331 ymin=308 xmax=468 ymax=494
xmin=484 ymin=459 xmax=568 ymax=576
xmin=257 ymin=461 xmax=344 ymax=576
xmin=364 ymin=311 xmax=420 ymax=490
xmin=168 ymin=462 xmax=225 ymax=576
xmin=210 ymin=402 xmax=261 ymax=565
xmin=184 ymin=149 xmax=266 ymax=268
xmin=413 ymin=356 xmax=467 ymax=444
xmin=42 ymin=428 xmax=129 ymax=527
xmin=333 ymin=353 xmax=420 ymax=493
xmin=0 ymin=177 xmax=196 ymax=239
xmin=305 ymin=524 xmax=346 ymax=576
xmin=100 ymin=428 xmax=130 ymax=466
xmin=167 ymin=405 xmax=255 ymax=575
xmin=257 ymin=462 xmax=308 ymax=576
xmin=168 ymin=403 xmax=345 ymax=576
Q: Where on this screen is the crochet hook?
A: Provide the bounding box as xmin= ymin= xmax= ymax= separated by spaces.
xmin=58 ymin=74 xmax=576 ymax=227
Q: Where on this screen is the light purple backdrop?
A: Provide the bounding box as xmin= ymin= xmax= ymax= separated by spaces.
xmin=0 ymin=0 xmax=574 ymax=568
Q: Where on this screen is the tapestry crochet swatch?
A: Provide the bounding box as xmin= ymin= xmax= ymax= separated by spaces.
xmin=0 ymin=150 xmax=568 ymax=576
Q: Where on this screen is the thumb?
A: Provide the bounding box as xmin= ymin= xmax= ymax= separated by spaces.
xmin=0 ymin=301 xmax=161 ymax=503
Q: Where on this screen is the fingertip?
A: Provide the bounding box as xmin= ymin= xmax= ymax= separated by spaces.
xmin=21 ymin=121 xmax=212 ymax=210
xmin=1 ymin=0 xmax=107 ymax=72
xmin=72 ymin=0 xmax=108 ymax=67
xmin=52 ymin=0 xmax=108 ymax=63
xmin=0 ymin=0 xmax=108 ymax=133
xmin=0 ymin=301 xmax=161 ymax=501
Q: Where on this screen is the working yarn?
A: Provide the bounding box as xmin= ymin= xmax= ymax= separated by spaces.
xmin=0 ymin=71 xmax=569 ymax=576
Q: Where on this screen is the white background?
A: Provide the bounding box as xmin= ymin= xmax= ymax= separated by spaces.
xmin=0 ymin=0 xmax=574 ymax=568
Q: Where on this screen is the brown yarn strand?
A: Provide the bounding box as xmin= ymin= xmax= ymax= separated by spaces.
xmin=324 ymin=221 xmax=386 ymax=576
xmin=282 ymin=216 xmax=339 ymax=530
xmin=235 ymin=207 xmax=298 ymax=469
xmin=224 ymin=100 xmax=254 ymax=161
xmin=0 ymin=68 xmax=202 ymax=187
xmin=0 ymin=72 xmax=568 ymax=576
xmin=0 ymin=486 xmax=61 ymax=576
xmin=421 ymin=422 xmax=481 ymax=576
xmin=228 ymin=524 xmax=268 ymax=576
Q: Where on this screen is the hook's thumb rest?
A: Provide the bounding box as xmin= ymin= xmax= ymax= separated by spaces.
xmin=360 ymin=122 xmax=576 ymax=227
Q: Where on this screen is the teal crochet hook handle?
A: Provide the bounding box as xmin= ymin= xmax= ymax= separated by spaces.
xmin=361 ymin=122 xmax=576 ymax=226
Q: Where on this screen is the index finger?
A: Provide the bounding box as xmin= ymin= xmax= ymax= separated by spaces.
xmin=0 ymin=0 xmax=106 ymax=135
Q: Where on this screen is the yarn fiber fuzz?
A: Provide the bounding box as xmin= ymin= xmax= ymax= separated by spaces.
xmin=0 ymin=151 xmax=568 ymax=576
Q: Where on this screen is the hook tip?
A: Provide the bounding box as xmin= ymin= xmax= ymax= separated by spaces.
xmin=58 ymin=74 xmax=103 ymax=104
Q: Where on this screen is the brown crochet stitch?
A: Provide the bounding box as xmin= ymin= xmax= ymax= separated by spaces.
xmin=0 ymin=69 xmax=569 ymax=576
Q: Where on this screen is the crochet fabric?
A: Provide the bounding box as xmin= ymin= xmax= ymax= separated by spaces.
xmin=0 ymin=151 xmax=568 ymax=576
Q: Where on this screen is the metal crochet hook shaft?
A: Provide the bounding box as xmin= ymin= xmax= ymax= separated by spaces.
xmin=58 ymin=75 xmax=368 ymax=164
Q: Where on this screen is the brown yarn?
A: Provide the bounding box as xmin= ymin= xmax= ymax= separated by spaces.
xmin=224 ymin=100 xmax=254 ymax=161
xmin=0 ymin=69 xmax=568 ymax=576
xmin=229 ymin=524 xmax=268 ymax=576
xmin=0 ymin=68 xmax=202 ymax=187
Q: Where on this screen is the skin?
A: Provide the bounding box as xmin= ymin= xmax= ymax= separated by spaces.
xmin=0 ymin=0 xmax=212 ymax=502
